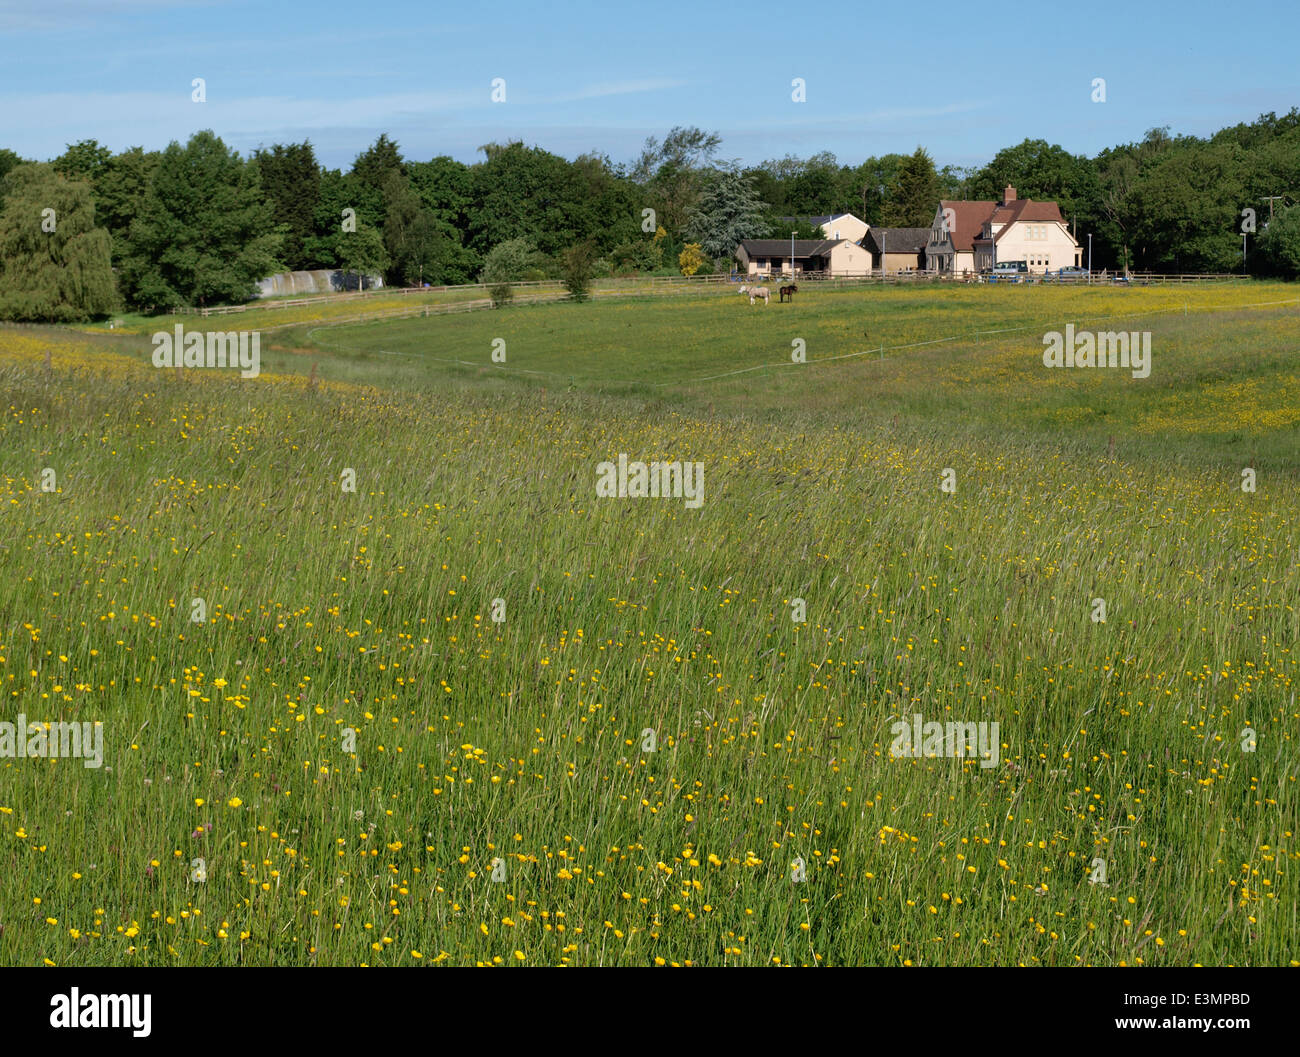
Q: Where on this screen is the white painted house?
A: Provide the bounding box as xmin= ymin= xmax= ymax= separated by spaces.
xmin=926 ymin=187 xmax=1082 ymax=275
xmin=778 ymin=212 xmax=870 ymax=244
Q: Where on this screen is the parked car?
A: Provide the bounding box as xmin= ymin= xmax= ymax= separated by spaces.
xmin=990 ymin=260 xmax=1028 ymax=282
xmin=1055 ymin=266 xmax=1089 ymax=280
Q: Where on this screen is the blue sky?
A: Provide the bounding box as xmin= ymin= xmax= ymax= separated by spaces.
xmin=2 ymin=0 xmax=1297 ymax=173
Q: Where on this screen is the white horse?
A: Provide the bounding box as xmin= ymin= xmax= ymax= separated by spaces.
xmin=738 ymin=284 xmax=770 ymax=305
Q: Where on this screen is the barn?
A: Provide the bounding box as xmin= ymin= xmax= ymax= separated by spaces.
xmin=734 ymin=238 xmax=873 ymax=279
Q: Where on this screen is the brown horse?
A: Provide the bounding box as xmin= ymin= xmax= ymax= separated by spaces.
xmin=779 ymin=283 xmax=798 ymax=303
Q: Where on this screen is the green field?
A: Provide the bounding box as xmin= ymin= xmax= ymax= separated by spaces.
xmin=1 ymin=280 xmax=1297 ymax=966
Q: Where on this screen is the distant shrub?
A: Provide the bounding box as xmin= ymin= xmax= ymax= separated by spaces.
xmin=679 ymin=243 xmax=707 ymax=276
xmin=610 ymin=237 xmax=663 ymax=274
xmin=481 ymin=237 xmax=548 ymax=307
xmin=561 ymin=241 xmax=597 ymax=302
xmin=481 ymin=239 xmax=544 ymax=279
xmin=1257 ymin=205 xmax=1300 ymax=278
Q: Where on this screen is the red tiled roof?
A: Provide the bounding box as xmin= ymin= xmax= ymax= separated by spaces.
xmin=991 ymin=199 xmax=1066 ymax=242
xmin=938 ymin=200 xmax=996 ymax=252
xmin=939 ymin=197 xmax=1071 ymax=249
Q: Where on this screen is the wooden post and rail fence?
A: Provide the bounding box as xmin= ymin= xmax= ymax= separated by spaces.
xmin=162 ymin=271 xmax=1250 ymax=318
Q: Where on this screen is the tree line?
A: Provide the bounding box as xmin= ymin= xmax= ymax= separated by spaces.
xmin=1 ymin=109 xmax=1298 ymax=321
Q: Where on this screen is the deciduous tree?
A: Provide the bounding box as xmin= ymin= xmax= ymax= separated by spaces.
xmin=119 ymin=130 xmax=282 ymax=309
xmin=0 ymin=163 xmax=116 ymax=321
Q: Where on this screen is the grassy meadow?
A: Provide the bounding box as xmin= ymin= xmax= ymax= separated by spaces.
xmin=0 ymin=279 xmax=1296 ymax=966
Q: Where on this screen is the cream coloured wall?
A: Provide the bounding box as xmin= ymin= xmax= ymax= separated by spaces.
xmin=821 ymin=214 xmax=869 ymax=244
xmin=993 ymin=223 xmax=1082 ymax=272
xmin=828 ymin=241 xmax=873 ymax=275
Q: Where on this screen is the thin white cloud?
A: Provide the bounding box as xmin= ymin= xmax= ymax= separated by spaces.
xmin=0 ymin=77 xmax=695 ymax=158
xmin=728 ymin=98 xmax=991 ymax=131
xmin=0 ymin=0 xmax=224 ymax=32
xmin=79 ymin=24 xmax=469 ymax=66
xmin=0 ymin=88 xmax=484 ymax=145
xmin=0 ymin=84 xmax=990 ymax=169
xmin=544 ymin=78 xmax=688 ymax=103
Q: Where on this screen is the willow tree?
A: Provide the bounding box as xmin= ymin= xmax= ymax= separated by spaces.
xmin=0 ymin=163 xmax=116 ymax=322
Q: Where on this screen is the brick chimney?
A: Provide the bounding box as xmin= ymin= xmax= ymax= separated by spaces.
xmin=1003 ymin=185 xmax=1017 ymax=203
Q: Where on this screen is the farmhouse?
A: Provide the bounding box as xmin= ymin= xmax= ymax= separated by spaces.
xmin=926 ymin=186 xmax=1082 ymax=275
xmin=777 ymin=212 xmax=870 ymax=244
xmin=735 ymin=238 xmax=872 ymax=278
xmin=862 ymin=228 xmax=930 ymax=274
